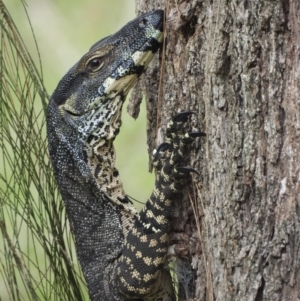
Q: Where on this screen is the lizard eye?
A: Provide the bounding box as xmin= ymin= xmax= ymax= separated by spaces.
xmin=88 ymin=58 xmax=104 ymax=71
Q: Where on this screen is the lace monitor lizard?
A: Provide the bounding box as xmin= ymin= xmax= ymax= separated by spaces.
xmin=47 ymin=9 xmax=204 ymax=301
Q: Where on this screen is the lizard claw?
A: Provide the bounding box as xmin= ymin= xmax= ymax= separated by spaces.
xmin=182 ymin=131 xmax=206 ymax=144
xmin=152 ymin=143 xmax=171 ymax=167
xmin=156 ymin=142 xmax=171 ymax=153
xmin=174 ymin=166 xmax=201 ymax=177
xmin=187 ymin=131 xmax=206 ymax=138
xmin=172 ymin=111 xmax=197 ymax=123
xmin=152 ymin=142 xmax=170 ymax=159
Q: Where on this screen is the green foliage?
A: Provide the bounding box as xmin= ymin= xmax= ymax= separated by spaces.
xmin=0 ymin=1 xmax=87 ymax=300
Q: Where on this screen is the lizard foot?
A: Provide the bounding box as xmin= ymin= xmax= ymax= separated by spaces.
xmin=115 ymin=111 xmax=205 ymax=301
xmin=157 ymin=111 xmax=205 ymax=192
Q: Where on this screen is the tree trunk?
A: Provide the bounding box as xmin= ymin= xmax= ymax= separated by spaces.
xmin=134 ymin=0 xmax=300 ymax=300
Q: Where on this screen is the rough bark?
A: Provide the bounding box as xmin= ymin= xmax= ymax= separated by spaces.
xmin=133 ymin=0 xmax=300 ymax=300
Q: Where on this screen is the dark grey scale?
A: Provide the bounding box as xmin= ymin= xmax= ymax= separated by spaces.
xmin=95 ymin=120 xmax=104 ymax=129
xmin=117 ymin=196 xmax=131 ymax=204
xmin=131 ymin=64 xmax=146 ymax=76
xmin=147 ymin=196 xmax=172 ymax=220
xmin=109 ymin=58 xmax=136 ymax=79
xmin=116 ymin=230 xmax=168 ymax=297
xmin=94 ymin=165 xmax=102 ymax=178
xmin=104 ymin=110 xmax=112 ymax=119
xmin=113 ymin=128 xmax=120 ymax=136
xmin=51 ymin=70 xmax=88 ymax=106
xmin=137 ymin=199 xmax=171 ymax=232
xmin=95 ymin=153 xmax=103 ymax=163
xmin=94 ymin=113 xmax=103 ymax=121
xmin=86 ymin=134 xmax=96 ymax=143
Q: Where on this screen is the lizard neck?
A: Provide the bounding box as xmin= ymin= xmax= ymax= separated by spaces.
xmin=82 ymin=98 xmax=138 ymax=215
xmin=47 ymin=102 xmax=126 ymax=300
xmin=85 ymin=137 xmax=138 ymax=216
xmin=85 ymin=139 xmax=126 ymax=204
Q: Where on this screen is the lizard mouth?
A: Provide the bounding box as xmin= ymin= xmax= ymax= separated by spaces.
xmin=92 ymin=10 xmax=164 ymax=103
xmin=64 ymin=109 xmax=81 ymax=117
xmin=95 ymin=27 xmax=163 ymax=101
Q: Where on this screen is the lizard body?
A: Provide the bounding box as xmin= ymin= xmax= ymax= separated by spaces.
xmin=47 ymin=10 xmax=203 ymax=301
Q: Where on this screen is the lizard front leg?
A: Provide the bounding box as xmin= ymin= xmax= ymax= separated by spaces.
xmin=115 ymin=111 xmax=205 ymax=300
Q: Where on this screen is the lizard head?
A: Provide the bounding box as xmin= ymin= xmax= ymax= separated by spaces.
xmin=50 ymin=10 xmax=164 ymax=141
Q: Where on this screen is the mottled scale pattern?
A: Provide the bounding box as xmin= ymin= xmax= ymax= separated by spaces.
xmin=114 ymin=112 xmax=204 ymax=301
xmin=46 ymin=10 xmax=204 ymax=301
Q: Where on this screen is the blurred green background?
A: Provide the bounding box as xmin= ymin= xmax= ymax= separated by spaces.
xmin=4 ymin=0 xmax=154 ymax=204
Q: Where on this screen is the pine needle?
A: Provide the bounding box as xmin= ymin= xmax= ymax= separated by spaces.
xmin=0 ymin=1 xmax=88 ymax=300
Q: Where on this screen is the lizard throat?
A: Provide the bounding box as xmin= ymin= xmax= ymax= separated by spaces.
xmin=85 ymin=139 xmax=138 ymax=216
xmin=83 ymin=98 xmax=138 ymax=215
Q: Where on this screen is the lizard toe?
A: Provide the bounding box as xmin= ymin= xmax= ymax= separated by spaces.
xmin=172 ymin=111 xmax=197 ymax=123
xmin=152 ymin=142 xmax=171 ymax=168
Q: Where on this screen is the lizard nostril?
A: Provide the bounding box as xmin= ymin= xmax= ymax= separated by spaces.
xmin=139 ymin=19 xmax=148 ymax=28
